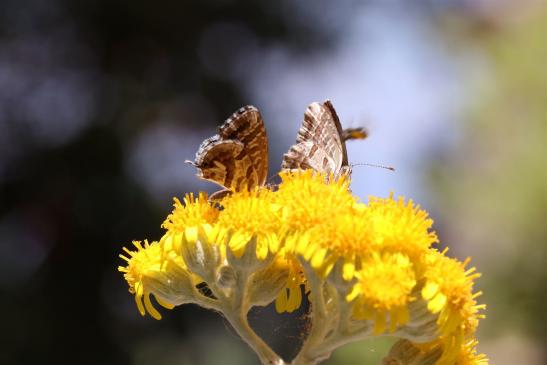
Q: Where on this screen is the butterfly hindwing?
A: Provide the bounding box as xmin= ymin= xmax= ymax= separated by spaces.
xmin=188 ymin=106 xmax=268 ymax=192
xmin=219 ymin=106 xmax=269 ymax=187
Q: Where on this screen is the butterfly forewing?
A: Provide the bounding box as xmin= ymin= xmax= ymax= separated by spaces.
xmin=282 ymin=100 xmax=348 ymax=176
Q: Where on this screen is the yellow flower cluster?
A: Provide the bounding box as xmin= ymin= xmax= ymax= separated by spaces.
xmin=119 ymin=240 xmax=180 ymax=320
xmin=118 ymin=170 xmax=487 ymax=364
xmin=420 ymin=250 xmax=487 ymax=364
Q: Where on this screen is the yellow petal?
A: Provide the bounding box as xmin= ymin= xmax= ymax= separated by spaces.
xmin=311 ymin=248 xmax=327 ymax=268
xmin=155 ymin=296 xmax=175 ymax=309
xmin=268 ymin=234 xmax=280 ymax=253
xmin=257 ymin=239 xmax=269 ymax=260
xmin=296 ymin=234 xmax=310 ymax=255
xmin=422 ymin=282 xmax=439 ymax=300
xmin=303 ymin=240 xmax=319 ymax=261
xmin=397 ymin=306 xmax=410 ymax=326
xmin=144 ymin=293 xmax=162 ymax=320
xmin=346 ymin=285 xmax=359 ymax=301
xmin=389 ymin=309 xmax=399 ymax=333
xmin=202 ymin=223 xmax=214 ymax=240
xmin=374 ymin=311 xmax=387 ymax=334
xmin=428 ymin=292 xmax=447 ymax=313
xmin=275 ymin=289 xmax=288 ymax=313
xmin=229 ymin=231 xmax=251 ymax=255
xmin=284 ymin=234 xmax=296 ymax=252
xmin=363 ymin=305 xmax=375 ymax=320
xmin=287 ymin=284 xmax=302 ymax=312
xmin=342 ymin=261 xmax=355 ymax=280
xmin=134 ymin=293 xmax=146 ymax=316
xmin=185 ymin=226 xmax=198 ymax=243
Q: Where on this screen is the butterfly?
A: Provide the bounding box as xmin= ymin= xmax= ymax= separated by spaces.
xmin=186 ymin=100 xmax=366 ymax=197
xmin=281 ymin=100 xmax=367 ymax=177
xmin=185 ymin=106 xmax=268 ymax=199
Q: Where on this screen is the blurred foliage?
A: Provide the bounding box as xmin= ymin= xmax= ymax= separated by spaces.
xmin=428 ymin=2 xmax=546 ymax=353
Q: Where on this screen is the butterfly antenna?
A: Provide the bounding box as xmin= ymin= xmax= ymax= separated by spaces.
xmin=352 ymin=162 xmax=396 ymax=171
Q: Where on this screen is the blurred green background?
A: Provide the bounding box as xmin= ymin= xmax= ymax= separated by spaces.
xmin=0 ymin=1 xmax=545 ymax=364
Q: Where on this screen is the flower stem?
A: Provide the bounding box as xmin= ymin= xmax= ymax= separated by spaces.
xmin=222 ymin=266 xmax=286 ymax=365
xmin=224 ymin=311 xmax=286 ymax=365
xmin=290 ymin=262 xmax=332 ymax=365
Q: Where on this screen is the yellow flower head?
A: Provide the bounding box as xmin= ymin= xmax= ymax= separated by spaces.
xmin=160 ymin=192 xmax=221 ymax=264
xmin=276 ymin=171 xmax=360 ymax=275
xmin=347 ymin=252 xmax=416 ymax=334
xmin=276 ymin=170 xmax=356 ymax=231
xmin=421 ymin=249 xmax=486 ymax=356
xmin=279 ymin=178 xmax=437 ymax=282
xmin=368 ymin=194 xmax=438 ymax=259
xmin=162 ymin=192 xmax=219 ymax=244
xmin=217 ymin=188 xmax=281 ymax=259
xmin=297 ymin=205 xmax=374 ymax=280
xmin=117 ymin=161 xmax=487 ymax=363
xmin=118 ymin=240 xmax=179 ymax=320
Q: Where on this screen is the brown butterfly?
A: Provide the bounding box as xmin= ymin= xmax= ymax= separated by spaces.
xmin=186 ymin=100 xmax=366 ymax=197
xmin=281 ymin=100 xmax=367 ymax=177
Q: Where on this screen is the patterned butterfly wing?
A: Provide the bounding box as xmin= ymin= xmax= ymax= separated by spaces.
xmin=188 ymin=106 xmax=268 ymax=192
xmin=282 ymin=100 xmax=348 ymax=175
xmin=219 ymin=106 xmax=269 ymax=187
